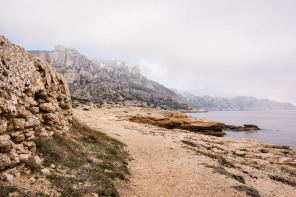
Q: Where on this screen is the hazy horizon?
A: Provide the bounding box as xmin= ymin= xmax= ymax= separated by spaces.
xmin=1 ymin=0 xmax=296 ymax=105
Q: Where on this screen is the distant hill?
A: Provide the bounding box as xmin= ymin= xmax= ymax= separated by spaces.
xmin=30 ymin=46 xmax=202 ymax=112
xmin=173 ymin=89 xmax=296 ymax=111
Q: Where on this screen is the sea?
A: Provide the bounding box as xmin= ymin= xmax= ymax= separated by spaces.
xmin=189 ymin=111 xmax=296 ymax=151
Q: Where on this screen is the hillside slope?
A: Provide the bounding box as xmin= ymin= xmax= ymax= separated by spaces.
xmin=30 ymin=46 xmax=202 ymax=112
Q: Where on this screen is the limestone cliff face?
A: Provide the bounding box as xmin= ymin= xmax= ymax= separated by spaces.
xmin=0 ymin=36 xmax=72 ymax=171
xmin=30 ymin=46 xmax=201 ymax=111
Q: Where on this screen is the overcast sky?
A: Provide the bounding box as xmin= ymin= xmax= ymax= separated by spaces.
xmin=1 ymin=0 xmax=296 ymax=104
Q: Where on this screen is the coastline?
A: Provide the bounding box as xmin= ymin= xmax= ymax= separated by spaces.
xmin=73 ymin=105 xmax=296 ymax=196
xmin=190 ymin=110 xmax=296 ymax=151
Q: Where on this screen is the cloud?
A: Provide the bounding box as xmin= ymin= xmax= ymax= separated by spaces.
xmin=139 ymin=60 xmax=168 ymax=84
xmin=1 ymin=0 xmax=296 ymax=104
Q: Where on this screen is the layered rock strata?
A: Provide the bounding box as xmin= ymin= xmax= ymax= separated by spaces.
xmin=0 ymin=36 xmax=72 ymax=172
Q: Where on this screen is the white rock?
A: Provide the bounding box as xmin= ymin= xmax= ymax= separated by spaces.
xmin=2 ymin=173 xmax=14 ymax=182
xmin=41 ymin=168 xmax=51 ymax=175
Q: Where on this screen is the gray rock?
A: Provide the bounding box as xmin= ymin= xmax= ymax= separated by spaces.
xmin=30 ymin=46 xmax=201 ymax=111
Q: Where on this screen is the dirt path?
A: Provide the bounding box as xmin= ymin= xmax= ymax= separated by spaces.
xmin=73 ymin=107 xmax=296 ymax=197
xmin=73 ymin=108 xmax=250 ymax=197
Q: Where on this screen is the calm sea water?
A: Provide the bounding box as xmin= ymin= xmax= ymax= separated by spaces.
xmin=189 ymin=111 xmax=296 ymax=151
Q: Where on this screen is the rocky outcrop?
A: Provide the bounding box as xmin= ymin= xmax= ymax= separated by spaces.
xmin=225 ymin=124 xmax=260 ymax=131
xmin=129 ymin=111 xmax=227 ymax=136
xmin=30 ymin=46 xmax=203 ymax=112
xmin=0 ymin=36 xmax=71 ymax=174
xmin=129 ymin=111 xmax=260 ymax=136
xmin=173 ymin=89 xmax=296 ymax=111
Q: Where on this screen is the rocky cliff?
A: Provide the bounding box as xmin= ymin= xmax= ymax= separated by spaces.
xmin=0 ymin=36 xmax=71 ymax=175
xmin=30 ymin=46 xmax=202 ymax=112
xmin=174 ymin=89 xmax=296 ymax=111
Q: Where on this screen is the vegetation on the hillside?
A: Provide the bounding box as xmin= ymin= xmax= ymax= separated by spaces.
xmin=0 ymin=118 xmax=129 ymax=197
xmin=35 ymin=118 xmax=129 ymax=196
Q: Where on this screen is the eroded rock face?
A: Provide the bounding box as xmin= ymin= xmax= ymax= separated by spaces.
xmin=30 ymin=46 xmax=204 ymax=112
xmin=0 ymin=35 xmax=72 ymax=171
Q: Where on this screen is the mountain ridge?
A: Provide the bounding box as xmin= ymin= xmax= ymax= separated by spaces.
xmin=173 ymin=89 xmax=296 ymax=111
xmin=30 ymin=46 xmax=203 ymax=112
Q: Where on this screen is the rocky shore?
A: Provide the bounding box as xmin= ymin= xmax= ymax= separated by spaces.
xmin=129 ymin=111 xmax=260 ymax=137
xmin=73 ymin=105 xmax=296 ymax=197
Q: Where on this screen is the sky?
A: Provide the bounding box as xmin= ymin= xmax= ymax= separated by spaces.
xmin=1 ymin=0 xmax=296 ymax=105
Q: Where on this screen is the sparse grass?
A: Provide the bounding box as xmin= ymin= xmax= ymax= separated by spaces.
xmin=35 ymin=133 xmax=83 ymax=169
xmin=0 ymin=185 xmax=20 ymax=196
xmin=2 ymin=71 xmax=8 ymax=76
xmin=35 ymin=192 xmax=50 ymax=197
xmin=0 ymin=185 xmax=45 ymax=197
xmin=34 ymin=118 xmax=129 ymax=197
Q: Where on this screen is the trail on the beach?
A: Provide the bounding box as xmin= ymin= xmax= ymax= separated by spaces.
xmin=74 ymin=107 xmax=296 ymax=197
